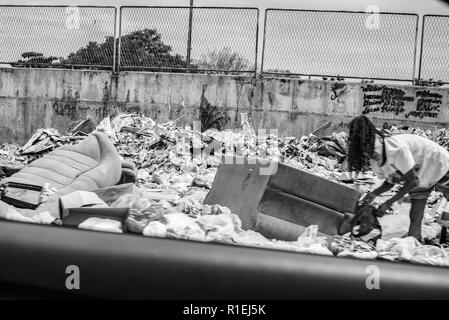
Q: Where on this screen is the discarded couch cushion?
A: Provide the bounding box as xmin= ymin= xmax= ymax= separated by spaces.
xmin=2 ymin=132 xmax=122 ymax=218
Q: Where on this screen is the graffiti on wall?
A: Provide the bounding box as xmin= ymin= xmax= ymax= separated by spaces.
xmin=405 ymin=90 xmax=442 ymax=119
xmin=51 ymin=100 xmax=190 ymax=125
xmin=361 ymin=85 xmax=444 ymax=120
xmin=330 ymin=83 xmax=346 ymax=101
xmin=362 ymin=85 xmax=414 ymax=115
xmin=52 ymin=101 xmax=123 ymax=120
xmin=329 ymin=82 xmax=348 ymax=114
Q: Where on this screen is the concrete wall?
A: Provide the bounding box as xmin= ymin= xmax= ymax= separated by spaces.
xmin=0 ymin=67 xmax=448 ymax=143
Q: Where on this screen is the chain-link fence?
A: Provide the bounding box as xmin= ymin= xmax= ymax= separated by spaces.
xmin=418 ymin=15 xmax=449 ymax=84
xmin=189 ymin=7 xmax=259 ymax=74
xmin=119 ymin=7 xmax=191 ymax=72
xmin=261 ymin=9 xmax=419 ymax=82
xmin=0 ymin=6 xmax=117 ymax=69
xmin=1 ymin=6 xmax=449 ymax=83
xmin=118 ymin=6 xmax=259 ymax=74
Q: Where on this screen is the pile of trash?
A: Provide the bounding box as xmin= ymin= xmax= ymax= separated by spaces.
xmin=20 ymin=128 xmax=81 ymax=156
xmin=437 ymin=129 xmax=449 ymax=150
xmin=326 ymin=232 xmax=449 ymax=267
xmin=5 ymin=115 xmax=449 ymax=182
xmin=0 ymin=144 xmax=25 ymax=169
xmin=2 ymin=113 xmax=449 ymax=267
xmin=0 ymin=113 xmax=350 ymax=183
xmin=110 ymin=192 xmax=333 ymax=255
xmin=0 ymin=127 xmax=86 ymax=168
xmin=329 ymin=233 xmax=378 ymax=259
xmin=0 ymin=112 xmax=351 ymax=257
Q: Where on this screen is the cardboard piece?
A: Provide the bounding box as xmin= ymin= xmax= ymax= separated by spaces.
xmin=59 ymin=191 xmax=108 ymax=218
xmin=62 ymin=207 xmax=129 ymax=231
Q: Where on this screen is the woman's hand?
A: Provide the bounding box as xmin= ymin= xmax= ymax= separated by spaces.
xmin=377 ymin=202 xmax=393 ymax=216
xmin=361 ymin=192 xmax=377 ymax=205
xmin=362 ymin=181 xmax=394 ymax=205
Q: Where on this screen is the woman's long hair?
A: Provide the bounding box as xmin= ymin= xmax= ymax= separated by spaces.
xmin=348 ymin=115 xmax=382 ymax=173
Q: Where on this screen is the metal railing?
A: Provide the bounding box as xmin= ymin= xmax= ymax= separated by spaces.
xmin=0 ymin=5 xmax=117 ymax=70
xmin=261 ymin=9 xmax=419 ymax=82
xmin=418 ymin=15 xmax=449 ymax=84
xmin=0 ymin=5 xmax=448 ymax=84
xmin=118 ymin=6 xmax=259 ymax=74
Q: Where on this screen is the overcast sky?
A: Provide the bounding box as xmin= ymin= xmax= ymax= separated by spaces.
xmin=2 ymin=0 xmax=448 ymax=14
xmin=0 ymin=0 xmax=448 ymax=80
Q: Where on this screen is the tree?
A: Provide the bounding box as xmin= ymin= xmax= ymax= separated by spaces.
xmin=64 ymin=40 xmax=111 ymax=66
xmin=196 ymin=47 xmax=254 ymax=72
xmin=21 ymin=52 xmax=44 ymax=59
xmin=16 ymin=51 xmax=59 ymax=67
xmin=63 ymin=28 xmax=194 ymax=70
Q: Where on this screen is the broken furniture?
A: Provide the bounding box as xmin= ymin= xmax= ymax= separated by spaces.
xmin=204 ymin=156 xmax=363 ymax=241
xmin=1 ymin=132 xmax=123 ymax=218
xmin=1 ymin=182 xmax=43 ymax=209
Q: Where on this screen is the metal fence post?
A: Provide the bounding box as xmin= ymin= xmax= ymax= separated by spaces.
xmin=117 ymin=6 xmax=123 ymax=73
xmin=417 ymin=15 xmax=426 ymax=84
xmin=260 ymin=9 xmax=268 ymax=75
xmin=186 ymin=1 xmax=194 ymax=70
xmin=411 ymin=14 xmax=419 ymax=84
xmin=112 ymin=6 xmax=118 ymax=74
xmin=254 ymin=8 xmax=260 ymax=77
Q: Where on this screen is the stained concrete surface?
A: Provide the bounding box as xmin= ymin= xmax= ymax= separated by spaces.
xmin=0 ymin=67 xmax=448 ymax=144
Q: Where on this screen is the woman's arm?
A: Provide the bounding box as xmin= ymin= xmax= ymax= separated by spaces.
xmin=372 ymin=181 xmax=395 ymax=196
xmin=362 ymin=180 xmax=394 ymax=204
xmin=378 ymin=169 xmax=419 ymax=214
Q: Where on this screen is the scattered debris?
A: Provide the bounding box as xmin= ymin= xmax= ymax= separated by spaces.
xmin=3 ymin=113 xmax=449 ymax=267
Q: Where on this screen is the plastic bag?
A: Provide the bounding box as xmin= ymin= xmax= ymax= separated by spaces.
xmin=295 ymin=225 xmax=333 ymax=256
xmin=196 ymin=213 xmax=241 ymax=243
xmin=143 ymin=221 xmax=168 ymax=238
xmin=163 ymin=213 xmax=206 ymax=242
xmin=376 ymin=237 xmax=420 ymax=261
xmin=95 ymin=116 xmax=117 ymax=142
xmin=78 ymin=217 xmax=122 ymax=233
